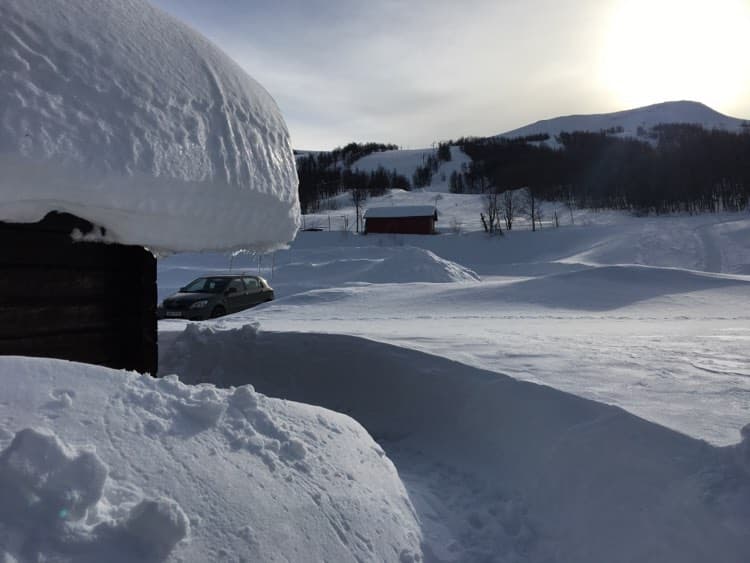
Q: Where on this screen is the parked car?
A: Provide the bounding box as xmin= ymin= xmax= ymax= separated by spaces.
xmin=158 ymin=274 xmax=274 ymax=320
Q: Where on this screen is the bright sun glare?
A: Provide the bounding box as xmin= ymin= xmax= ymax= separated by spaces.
xmin=599 ymin=0 xmax=750 ymax=111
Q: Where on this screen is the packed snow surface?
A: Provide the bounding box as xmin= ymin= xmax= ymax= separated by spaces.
xmin=0 ymin=355 xmax=421 ymax=562
xmin=0 ymin=0 xmax=299 ymax=252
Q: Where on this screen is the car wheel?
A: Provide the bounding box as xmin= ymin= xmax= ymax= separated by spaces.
xmin=210 ymin=305 xmax=226 ymax=319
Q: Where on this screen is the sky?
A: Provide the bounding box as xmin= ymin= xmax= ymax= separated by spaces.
xmin=152 ymin=0 xmax=750 ymax=150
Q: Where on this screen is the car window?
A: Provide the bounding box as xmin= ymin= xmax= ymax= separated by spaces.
xmin=228 ymin=279 xmax=244 ymax=293
xmin=184 ymin=277 xmax=229 ymax=293
xmin=243 ymin=277 xmax=260 ymax=290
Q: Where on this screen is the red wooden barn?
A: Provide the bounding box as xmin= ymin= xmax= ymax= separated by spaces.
xmin=364 ymin=206 xmax=438 ymax=235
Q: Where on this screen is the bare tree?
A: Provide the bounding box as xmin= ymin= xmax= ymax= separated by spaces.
xmin=501 ymin=190 xmax=516 ymax=231
xmin=564 ymin=186 xmax=575 ymax=225
xmin=351 ymin=187 xmax=367 ymax=233
xmin=521 ymin=187 xmax=539 ymax=231
xmin=480 ymin=189 xmax=503 ymax=235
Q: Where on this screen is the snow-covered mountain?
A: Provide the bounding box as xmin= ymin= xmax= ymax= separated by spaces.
xmin=499 ymin=100 xmax=748 ymax=141
xmin=336 ymin=101 xmax=749 ymax=192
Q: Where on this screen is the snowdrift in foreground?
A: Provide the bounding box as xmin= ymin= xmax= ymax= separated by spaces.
xmin=0 ymin=0 xmax=299 ymax=252
xmin=164 ymin=325 xmax=750 ymax=563
xmin=0 ymin=356 xmax=421 ymax=562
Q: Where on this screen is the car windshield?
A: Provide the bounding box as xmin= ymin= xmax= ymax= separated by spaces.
xmin=182 ymin=277 xmax=230 ymax=294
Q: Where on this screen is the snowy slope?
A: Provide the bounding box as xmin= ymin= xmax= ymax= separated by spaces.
xmin=318 ymin=101 xmax=748 ymax=195
xmin=499 ymin=100 xmax=748 ymax=141
xmin=351 ymin=146 xmax=471 ymax=193
xmin=0 ymin=356 xmax=422 ymax=562
xmin=0 ymin=0 xmax=299 ymax=252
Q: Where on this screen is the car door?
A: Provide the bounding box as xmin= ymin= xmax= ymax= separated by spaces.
xmin=242 ymin=276 xmax=264 ymax=306
xmin=224 ymin=278 xmax=246 ymax=313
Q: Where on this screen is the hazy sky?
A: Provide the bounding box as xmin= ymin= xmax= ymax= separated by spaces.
xmin=152 ymin=0 xmax=750 ymax=150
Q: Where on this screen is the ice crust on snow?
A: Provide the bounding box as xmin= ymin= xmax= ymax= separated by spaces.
xmin=0 ymin=0 xmax=299 ymax=252
xmin=0 ymin=356 xmax=422 ymax=562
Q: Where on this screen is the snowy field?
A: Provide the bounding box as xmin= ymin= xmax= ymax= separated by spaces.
xmin=5 ymin=1 xmax=748 ymax=560
xmin=159 ymin=195 xmax=750 ymax=446
xmin=155 ymin=190 xmax=750 ymax=561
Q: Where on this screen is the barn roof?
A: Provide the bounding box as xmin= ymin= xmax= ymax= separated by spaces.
xmin=0 ymin=0 xmax=299 ymax=253
xmin=364 ymin=206 xmax=438 ymax=219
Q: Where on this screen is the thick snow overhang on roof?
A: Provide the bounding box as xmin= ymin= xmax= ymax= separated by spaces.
xmin=0 ymin=0 xmax=300 ymax=253
xmin=364 ymin=206 xmax=438 ymax=219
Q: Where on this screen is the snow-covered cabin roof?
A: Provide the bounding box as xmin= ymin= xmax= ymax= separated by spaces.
xmin=0 ymin=0 xmax=299 ymax=253
xmin=364 ymin=206 xmax=438 ymax=219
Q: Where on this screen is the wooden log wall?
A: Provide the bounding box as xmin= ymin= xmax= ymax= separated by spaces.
xmin=0 ymin=212 xmax=157 ymax=374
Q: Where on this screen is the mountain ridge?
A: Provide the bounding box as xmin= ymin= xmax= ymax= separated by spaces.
xmin=497 ymin=100 xmax=748 ymax=141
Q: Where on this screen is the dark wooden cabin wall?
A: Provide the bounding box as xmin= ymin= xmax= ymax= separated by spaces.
xmin=0 ymin=212 xmax=157 ymax=374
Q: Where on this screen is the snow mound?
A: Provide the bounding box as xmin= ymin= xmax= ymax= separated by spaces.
xmin=0 ymin=0 xmax=299 ymax=252
xmin=227 ymin=246 xmax=479 ymax=300
xmin=0 ymin=355 xmax=422 ymax=562
xmin=361 ymin=247 xmax=479 ymax=284
xmin=164 ymin=328 xmax=750 ymax=563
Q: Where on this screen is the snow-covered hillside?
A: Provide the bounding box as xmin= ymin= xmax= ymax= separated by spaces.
xmin=499 ymin=100 xmax=748 ymax=141
xmin=317 ymin=101 xmax=750 ymax=195
xmin=351 ymin=146 xmax=471 ymax=193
